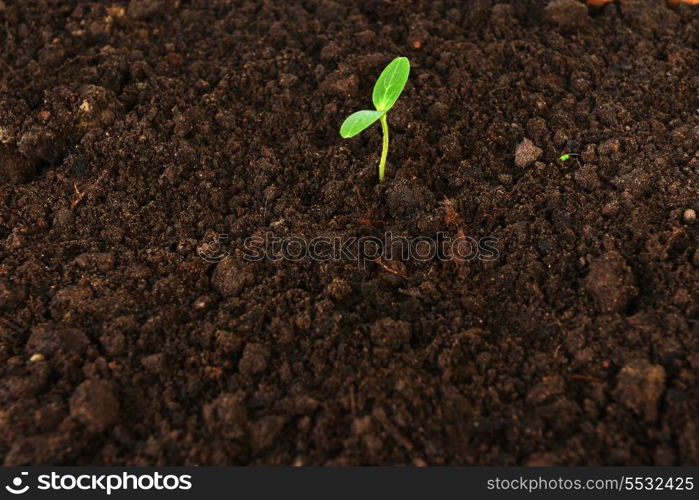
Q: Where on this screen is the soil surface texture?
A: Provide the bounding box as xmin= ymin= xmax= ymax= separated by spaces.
xmin=1 ymin=0 xmax=698 ymax=465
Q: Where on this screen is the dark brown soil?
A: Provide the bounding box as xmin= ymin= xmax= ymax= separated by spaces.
xmin=1 ymin=0 xmax=698 ymax=466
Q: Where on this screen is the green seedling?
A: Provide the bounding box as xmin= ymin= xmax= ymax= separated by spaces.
xmin=559 ymin=152 xmax=579 ymax=162
xmin=340 ymin=57 xmax=410 ymax=181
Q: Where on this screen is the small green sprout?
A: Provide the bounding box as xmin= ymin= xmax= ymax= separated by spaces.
xmin=340 ymin=57 xmax=410 ymax=182
xmin=559 ymin=152 xmax=579 ymax=162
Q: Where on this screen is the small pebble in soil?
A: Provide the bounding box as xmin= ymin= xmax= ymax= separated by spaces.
xmin=107 ymin=5 xmax=126 ymax=19
xmin=192 ymin=294 xmax=215 ymax=311
xmin=682 ymin=208 xmax=696 ymax=224
xmin=584 ymin=251 xmax=637 ymax=313
xmin=613 ymin=360 xmax=666 ymax=422
xmin=514 ymin=138 xmax=542 ymax=168
xmin=408 ymin=23 xmax=429 ymax=49
xmin=69 ymin=380 xmax=120 ymax=433
xmin=0 ymin=125 xmax=11 ymax=144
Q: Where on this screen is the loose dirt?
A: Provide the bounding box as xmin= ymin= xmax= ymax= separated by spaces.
xmin=1 ymin=0 xmax=697 ymax=465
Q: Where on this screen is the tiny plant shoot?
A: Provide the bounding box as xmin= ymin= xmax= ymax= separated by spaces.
xmin=340 ymin=57 xmax=410 ymax=181
xmin=559 ymin=152 xmax=579 ymax=162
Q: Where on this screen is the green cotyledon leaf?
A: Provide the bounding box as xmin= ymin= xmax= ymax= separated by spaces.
xmin=339 ymin=110 xmax=384 ymax=138
xmin=372 ymin=57 xmax=410 ymax=112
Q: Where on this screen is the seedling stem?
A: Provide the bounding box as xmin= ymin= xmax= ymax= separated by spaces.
xmin=379 ymin=115 xmax=389 ymax=181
